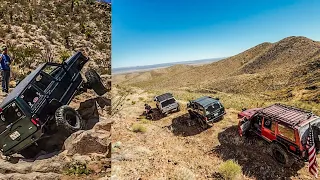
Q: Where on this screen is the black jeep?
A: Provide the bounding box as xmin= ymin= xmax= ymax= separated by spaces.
xmin=187 ymin=96 xmax=226 ymax=129
xmin=0 ymin=51 xmax=107 ymax=158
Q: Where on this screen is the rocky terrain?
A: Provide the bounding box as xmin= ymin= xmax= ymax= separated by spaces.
xmin=0 ymin=0 xmax=111 ymax=80
xmin=0 ymin=90 xmax=112 ymax=180
xmin=112 ymin=36 xmax=320 ymax=179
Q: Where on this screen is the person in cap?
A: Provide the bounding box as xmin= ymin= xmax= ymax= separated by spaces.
xmin=0 ymin=46 xmax=11 ymax=93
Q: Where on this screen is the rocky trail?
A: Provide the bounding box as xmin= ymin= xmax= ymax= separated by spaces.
xmin=0 ymin=90 xmax=112 ymax=180
xmin=111 ymin=87 xmax=318 ymax=180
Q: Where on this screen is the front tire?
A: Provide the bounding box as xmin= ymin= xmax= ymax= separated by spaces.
xmin=271 ymin=143 xmax=294 ymax=167
xmin=85 ymin=69 xmax=108 ymax=96
xmin=55 ymin=105 xmax=85 ymax=133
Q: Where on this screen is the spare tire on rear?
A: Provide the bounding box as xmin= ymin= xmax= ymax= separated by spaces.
xmin=85 ymin=69 xmax=107 ymax=96
xmin=55 ymin=105 xmax=85 ymax=133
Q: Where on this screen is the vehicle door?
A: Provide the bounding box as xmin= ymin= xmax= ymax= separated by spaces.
xmin=238 ymin=116 xmax=251 ymax=136
xmin=42 ymin=63 xmax=76 ymax=104
xmin=261 ymin=117 xmax=277 ymax=141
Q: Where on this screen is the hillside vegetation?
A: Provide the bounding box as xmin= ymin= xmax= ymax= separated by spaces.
xmin=0 ymin=0 xmax=111 ymax=80
xmin=115 ymin=36 xmax=320 ymax=112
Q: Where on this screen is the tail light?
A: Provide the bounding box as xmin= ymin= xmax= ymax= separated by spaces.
xmin=289 ymin=145 xmax=296 ymax=152
xmin=31 ymin=114 xmax=40 ymax=126
xmin=0 ymin=108 xmax=2 ymax=113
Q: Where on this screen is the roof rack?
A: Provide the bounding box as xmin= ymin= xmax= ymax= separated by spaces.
xmin=257 ymin=103 xmax=314 ymax=127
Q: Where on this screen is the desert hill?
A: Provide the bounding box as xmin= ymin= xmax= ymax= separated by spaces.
xmin=115 ymin=36 xmax=320 ymax=104
xmin=0 ymin=0 xmax=111 ymax=80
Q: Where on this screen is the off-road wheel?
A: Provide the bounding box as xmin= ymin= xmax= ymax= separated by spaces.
xmin=55 ymin=105 xmax=85 ymax=133
xmin=85 ymin=69 xmax=107 ymax=96
xmin=198 ymin=117 xmax=209 ymax=129
xmin=176 ymin=106 xmax=180 ymax=112
xmin=19 ymin=144 xmax=41 ymax=159
xmin=271 ymin=143 xmax=294 ymax=167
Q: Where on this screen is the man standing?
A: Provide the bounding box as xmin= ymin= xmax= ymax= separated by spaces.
xmin=0 ymin=46 xmax=11 ymax=93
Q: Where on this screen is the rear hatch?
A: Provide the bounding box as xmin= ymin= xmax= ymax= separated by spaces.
xmin=205 ymin=102 xmax=225 ymax=122
xmin=0 ymin=102 xmax=37 ymax=154
xmin=161 ymin=98 xmax=178 ymax=112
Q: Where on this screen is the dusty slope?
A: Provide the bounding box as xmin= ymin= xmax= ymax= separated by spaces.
xmin=116 ymin=36 xmax=320 ymax=104
xmin=0 ymin=0 xmax=111 ymax=79
xmin=111 ymin=87 xmax=319 ymax=180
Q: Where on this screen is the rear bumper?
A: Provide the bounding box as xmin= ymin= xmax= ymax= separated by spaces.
xmin=2 ymin=130 xmax=42 ymax=156
xmin=206 ymin=113 xmax=225 ymax=123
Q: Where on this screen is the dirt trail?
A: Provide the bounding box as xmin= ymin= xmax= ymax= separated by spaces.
xmin=111 ymin=87 xmax=318 ymax=180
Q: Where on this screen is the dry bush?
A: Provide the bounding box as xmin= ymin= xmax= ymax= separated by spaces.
xmin=172 ymin=166 xmax=196 ymax=180
xmin=131 ymin=123 xmax=146 ymax=133
xmin=218 ymin=159 xmax=242 ymax=180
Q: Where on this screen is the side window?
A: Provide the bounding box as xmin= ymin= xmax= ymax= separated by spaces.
xmin=43 ymin=65 xmax=62 ymax=78
xmin=34 ymin=73 xmax=52 ymax=91
xmin=278 ymin=124 xmax=295 ymax=142
xmin=264 ymin=118 xmax=276 ymax=132
xmin=21 ymin=86 xmax=41 ymax=107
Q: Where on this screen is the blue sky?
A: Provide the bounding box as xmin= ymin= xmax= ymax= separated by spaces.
xmin=112 ymin=0 xmax=320 ymax=68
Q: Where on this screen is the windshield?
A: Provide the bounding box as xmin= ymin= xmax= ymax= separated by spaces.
xmin=205 ymin=102 xmax=221 ymax=115
xmin=0 ymin=102 xmax=25 ymax=132
xmin=161 ymin=98 xmax=176 ymax=107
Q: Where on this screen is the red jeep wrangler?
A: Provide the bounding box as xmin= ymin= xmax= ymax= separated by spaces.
xmin=238 ymin=103 xmax=320 ymax=167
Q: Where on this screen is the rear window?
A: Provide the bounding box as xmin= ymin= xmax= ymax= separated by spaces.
xmin=161 ymin=98 xmax=176 ymax=107
xmin=206 ymin=102 xmax=221 ymax=114
xmin=0 ymin=102 xmax=25 ymax=132
xmin=20 ymin=86 xmax=42 ymax=108
xmin=278 ymin=124 xmax=295 ymax=142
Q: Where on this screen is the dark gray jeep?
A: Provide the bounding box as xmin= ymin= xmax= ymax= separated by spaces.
xmin=0 ymin=51 xmax=107 ymax=158
xmin=187 ymin=96 xmax=226 ymax=129
xmin=154 ymin=93 xmax=180 ymax=115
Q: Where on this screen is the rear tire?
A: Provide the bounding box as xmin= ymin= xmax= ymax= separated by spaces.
xmin=55 ymin=105 xmax=85 ymax=133
xmin=85 ymin=69 xmax=107 ymax=96
xmin=271 ymin=143 xmax=294 ymax=167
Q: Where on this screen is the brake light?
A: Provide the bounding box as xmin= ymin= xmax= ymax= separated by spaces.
xmin=289 ymin=145 xmax=296 ymax=151
xmin=31 ymin=118 xmax=39 ymax=126
xmin=0 ymin=108 xmax=2 ymax=113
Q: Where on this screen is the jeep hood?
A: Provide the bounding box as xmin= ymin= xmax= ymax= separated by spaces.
xmin=238 ymin=108 xmax=262 ymax=118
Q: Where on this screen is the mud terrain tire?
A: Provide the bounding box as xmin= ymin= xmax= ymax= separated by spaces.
xmin=271 ymin=143 xmax=294 ymax=167
xmin=55 ymin=105 xmax=85 ymax=133
xmin=85 ymin=69 xmax=107 ymax=96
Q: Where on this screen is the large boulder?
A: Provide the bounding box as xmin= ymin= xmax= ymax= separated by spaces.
xmin=63 ymin=118 xmax=113 ymax=156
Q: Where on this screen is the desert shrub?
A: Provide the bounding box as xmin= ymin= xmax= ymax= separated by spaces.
xmin=138 ymin=97 xmax=144 ymax=101
xmin=132 ymin=123 xmax=146 ymax=133
xmin=218 ymin=159 xmax=242 ymax=180
xmin=131 ymin=101 xmax=136 ymax=105
xmin=64 ymin=161 xmax=91 ymax=175
xmin=59 ymin=50 xmax=71 ymax=62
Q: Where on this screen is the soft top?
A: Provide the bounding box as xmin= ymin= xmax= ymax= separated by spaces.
xmin=155 ymin=93 xmax=174 ymax=102
xmin=257 ymin=103 xmax=318 ymax=128
xmin=191 ymin=96 xmax=220 ymax=108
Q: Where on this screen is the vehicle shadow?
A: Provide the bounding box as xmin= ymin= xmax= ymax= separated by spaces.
xmin=169 ymin=113 xmax=209 ymax=137
xmin=140 ymin=108 xmax=165 ymax=121
xmin=8 ymin=97 xmax=111 ymax=163
xmin=210 ymin=126 xmax=305 ymax=180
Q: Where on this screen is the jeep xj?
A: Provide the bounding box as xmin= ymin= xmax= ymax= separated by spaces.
xmin=0 ymin=51 xmax=107 ymax=158
xmin=154 ymin=93 xmax=180 ymax=115
xmin=187 ymin=96 xmax=226 ymax=129
xmin=238 ymin=103 xmax=320 ymax=167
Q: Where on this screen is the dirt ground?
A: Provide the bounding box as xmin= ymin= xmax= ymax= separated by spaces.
xmin=111 ymin=87 xmax=319 ymax=180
